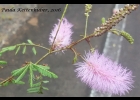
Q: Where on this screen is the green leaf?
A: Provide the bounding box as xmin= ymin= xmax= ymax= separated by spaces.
xmin=15 ymin=66 xmax=29 ymax=83
xmin=7 ymin=46 xmax=16 ymax=51
xmin=42 ymin=86 xmax=49 ymax=90
xmin=29 ymin=65 xmax=33 ymax=87
xmin=0 ymin=49 xmax=7 ymax=54
xmin=27 ymin=88 xmax=40 ymax=93
xmin=34 ymin=65 xmax=58 ymax=78
xmin=22 ymin=46 xmax=26 ymax=54
xmin=32 ymin=47 xmax=37 ymax=55
xmin=27 ymin=87 xmax=40 ymax=92
xmin=15 ymin=81 xmax=25 ymax=85
xmin=11 ymin=66 xmax=27 ymax=76
xmin=101 ymin=17 xmax=106 ymax=24
xmin=0 ymin=61 xmax=7 ymax=65
xmin=0 ymin=46 xmax=16 ymax=54
xmin=15 ymin=46 xmax=20 ymax=55
xmin=32 ymin=82 xmax=41 ymax=87
xmin=73 ymin=56 xmax=77 ymax=64
xmin=27 ymin=39 xmax=34 ymax=44
xmin=33 ymin=64 xmax=50 ymax=70
xmin=27 ymin=90 xmax=39 ymax=93
xmin=42 ymin=81 xmax=49 ymax=84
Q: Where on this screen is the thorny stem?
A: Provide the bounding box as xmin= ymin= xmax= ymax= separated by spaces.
xmin=50 ymin=4 xmax=69 ymax=51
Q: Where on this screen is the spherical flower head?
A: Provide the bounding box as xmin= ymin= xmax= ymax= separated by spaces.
xmin=74 ymin=50 xmax=134 ymax=96
xmin=49 ymin=18 xmax=73 ymax=52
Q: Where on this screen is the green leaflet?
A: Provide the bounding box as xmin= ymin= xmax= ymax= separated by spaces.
xmin=0 ymin=46 xmax=16 ymax=54
xmin=27 ymin=87 xmax=40 ymax=93
xmin=22 ymin=46 xmax=26 ymax=54
xmin=33 ymin=64 xmax=50 ymax=70
xmin=15 ymin=46 xmax=20 ymax=55
xmin=42 ymin=86 xmax=49 ymax=90
xmin=0 ymin=61 xmax=7 ymax=65
xmin=29 ymin=65 xmax=33 ymax=87
xmin=27 ymin=39 xmax=34 ymax=44
xmin=11 ymin=66 xmax=27 ymax=76
xmin=33 ymin=64 xmax=58 ymax=78
xmin=15 ymin=81 xmax=25 ymax=85
xmin=42 ymin=81 xmax=49 ymax=84
xmin=32 ymin=47 xmax=37 ymax=55
xmin=32 ymin=82 xmax=41 ymax=87
xmin=15 ymin=66 xmax=29 ymax=83
xmin=3 ymin=46 xmax=16 ymax=51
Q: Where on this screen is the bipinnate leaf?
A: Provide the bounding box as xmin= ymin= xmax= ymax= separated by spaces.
xmin=11 ymin=66 xmax=27 ymax=76
xmin=33 ymin=64 xmax=58 ymax=78
xmin=15 ymin=66 xmax=29 ymax=83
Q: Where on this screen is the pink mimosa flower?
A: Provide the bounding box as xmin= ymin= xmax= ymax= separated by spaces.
xmin=49 ymin=18 xmax=73 ymax=52
xmin=74 ymin=50 xmax=134 ymax=96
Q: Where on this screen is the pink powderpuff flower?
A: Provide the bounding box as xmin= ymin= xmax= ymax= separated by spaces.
xmin=49 ymin=18 xmax=73 ymax=52
xmin=74 ymin=50 xmax=134 ymax=96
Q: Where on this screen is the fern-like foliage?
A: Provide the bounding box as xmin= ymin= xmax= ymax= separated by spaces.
xmin=0 ymin=61 xmax=57 ymax=94
xmin=0 ymin=39 xmax=38 ymax=56
xmin=0 ymin=46 xmax=16 ymax=56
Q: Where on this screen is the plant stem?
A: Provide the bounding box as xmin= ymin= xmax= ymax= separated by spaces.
xmin=35 ymin=52 xmax=50 ymax=64
xmin=50 ymin=4 xmax=69 ymax=51
xmin=84 ymin=15 xmax=89 ymax=37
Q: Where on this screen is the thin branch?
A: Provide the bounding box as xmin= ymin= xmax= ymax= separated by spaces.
xmin=84 ymin=15 xmax=89 ymax=37
xmin=50 ymin=4 xmax=69 ymax=51
xmin=35 ymin=52 xmax=50 ymax=64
